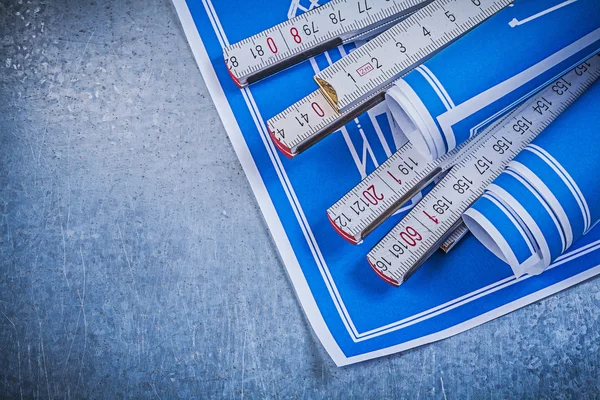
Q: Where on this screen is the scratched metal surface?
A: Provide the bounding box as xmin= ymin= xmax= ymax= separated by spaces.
xmin=1 ymin=0 xmax=599 ymax=398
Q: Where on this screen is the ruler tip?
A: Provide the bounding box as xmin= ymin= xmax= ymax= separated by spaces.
xmin=268 ymin=127 xmax=295 ymax=158
xmin=327 ymin=211 xmax=360 ymax=245
xmin=225 ymin=64 xmax=244 ymax=88
xmin=367 ymin=256 xmax=400 ymax=287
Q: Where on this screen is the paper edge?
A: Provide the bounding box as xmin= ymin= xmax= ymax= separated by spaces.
xmin=170 ymin=0 xmax=348 ymax=366
xmin=342 ymin=263 xmax=600 ymax=364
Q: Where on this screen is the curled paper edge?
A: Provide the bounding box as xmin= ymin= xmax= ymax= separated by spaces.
xmin=385 ymin=81 xmax=444 ymax=161
xmin=463 ymin=192 xmax=546 ymax=278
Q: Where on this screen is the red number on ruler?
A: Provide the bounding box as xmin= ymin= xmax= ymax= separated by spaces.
xmin=311 ymin=102 xmax=325 ymax=117
xmin=290 ymin=27 xmax=302 ymax=44
xmin=362 ymin=185 xmax=384 ymax=206
xmin=400 ymin=226 xmax=422 ymax=247
xmin=423 ymin=211 xmax=439 ymax=224
xmin=387 ymin=171 xmax=402 ymax=184
xmin=266 ymin=37 xmax=278 ymax=54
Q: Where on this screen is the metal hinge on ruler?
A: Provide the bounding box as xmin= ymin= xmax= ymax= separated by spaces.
xmin=314 ymin=0 xmax=512 ymax=112
xmin=223 ymin=0 xmax=433 ymax=87
xmin=326 ymin=106 xmax=514 ymax=244
xmin=266 ymin=0 xmax=512 ymax=157
xmin=366 ymin=56 xmax=600 ymax=286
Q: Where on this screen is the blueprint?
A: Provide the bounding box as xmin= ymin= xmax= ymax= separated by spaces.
xmin=387 ymin=0 xmax=600 ymax=160
xmin=465 ymin=80 xmax=600 ymax=279
xmin=172 ymin=0 xmax=600 ymax=365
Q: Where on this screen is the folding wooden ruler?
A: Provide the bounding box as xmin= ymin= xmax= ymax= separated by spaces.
xmin=222 ymin=0 xmax=433 ymax=87
xmin=362 ymin=56 xmax=600 ymax=286
xmin=264 ymin=0 xmax=512 ymax=157
xmin=327 ymin=106 xmax=516 ymax=244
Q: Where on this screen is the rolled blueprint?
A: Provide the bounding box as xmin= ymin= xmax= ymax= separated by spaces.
xmin=386 ymin=0 xmax=600 ymax=160
xmin=463 ymin=79 xmax=600 ymax=278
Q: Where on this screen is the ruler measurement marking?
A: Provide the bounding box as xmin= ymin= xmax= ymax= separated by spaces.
xmin=267 ymin=85 xmax=390 ymax=156
xmin=327 ymin=98 xmax=518 ymax=242
xmin=313 ymin=0 xmax=512 ymax=111
xmin=278 ymin=29 xmax=292 ymax=52
xmin=366 ymin=57 xmax=600 ymax=285
xmin=327 ymin=140 xmax=448 ymax=242
xmin=224 ymin=0 xmax=433 ymax=86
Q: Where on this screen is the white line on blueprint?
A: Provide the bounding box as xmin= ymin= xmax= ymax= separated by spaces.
xmin=335 ymin=44 xmax=382 ymax=178
xmin=202 ymin=0 xmax=362 ymax=339
xmin=201 ymin=0 xmax=600 ymax=343
xmin=509 ymin=0 xmax=578 ymax=27
xmin=416 ymin=65 xmax=456 ymax=110
xmin=288 ymin=0 xmax=321 ymax=19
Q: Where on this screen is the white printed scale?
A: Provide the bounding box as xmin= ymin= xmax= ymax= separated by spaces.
xmin=223 ymin=0 xmax=600 ymax=288
xmin=314 ymin=0 xmax=512 ymax=112
xmin=327 ymin=102 xmax=514 ymax=243
xmin=366 ymin=57 xmax=600 ymax=286
xmin=267 ymin=87 xmax=389 ymax=157
xmin=266 ymin=0 xmax=512 ymax=157
xmin=222 ymin=0 xmax=432 ymax=87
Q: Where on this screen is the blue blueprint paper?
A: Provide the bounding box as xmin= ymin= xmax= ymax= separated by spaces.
xmin=387 ymin=0 xmax=600 ymax=160
xmin=173 ymin=0 xmax=600 ymax=365
xmin=465 ymin=80 xmax=600 ymax=278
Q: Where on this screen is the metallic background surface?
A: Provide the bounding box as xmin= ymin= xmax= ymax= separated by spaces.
xmin=1 ymin=0 xmax=599 ymax=398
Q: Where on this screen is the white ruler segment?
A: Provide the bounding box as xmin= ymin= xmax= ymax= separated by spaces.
xmin=267 ymin=0 xmax=511 ymax=157
xmin=314 ymin=0 xmax=512 ymax=112
xmin=366 ymin=56 xmax=600 ymax=286
xmin=327 ymin=106 xmax=512 ymax=243
xmin=328 ymin=140 xmax=443 ymax=243
xmin=267 ymin=86 xmax=389 ymax=157
xmin=222 ymin=0 xmax=432 ymax=87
